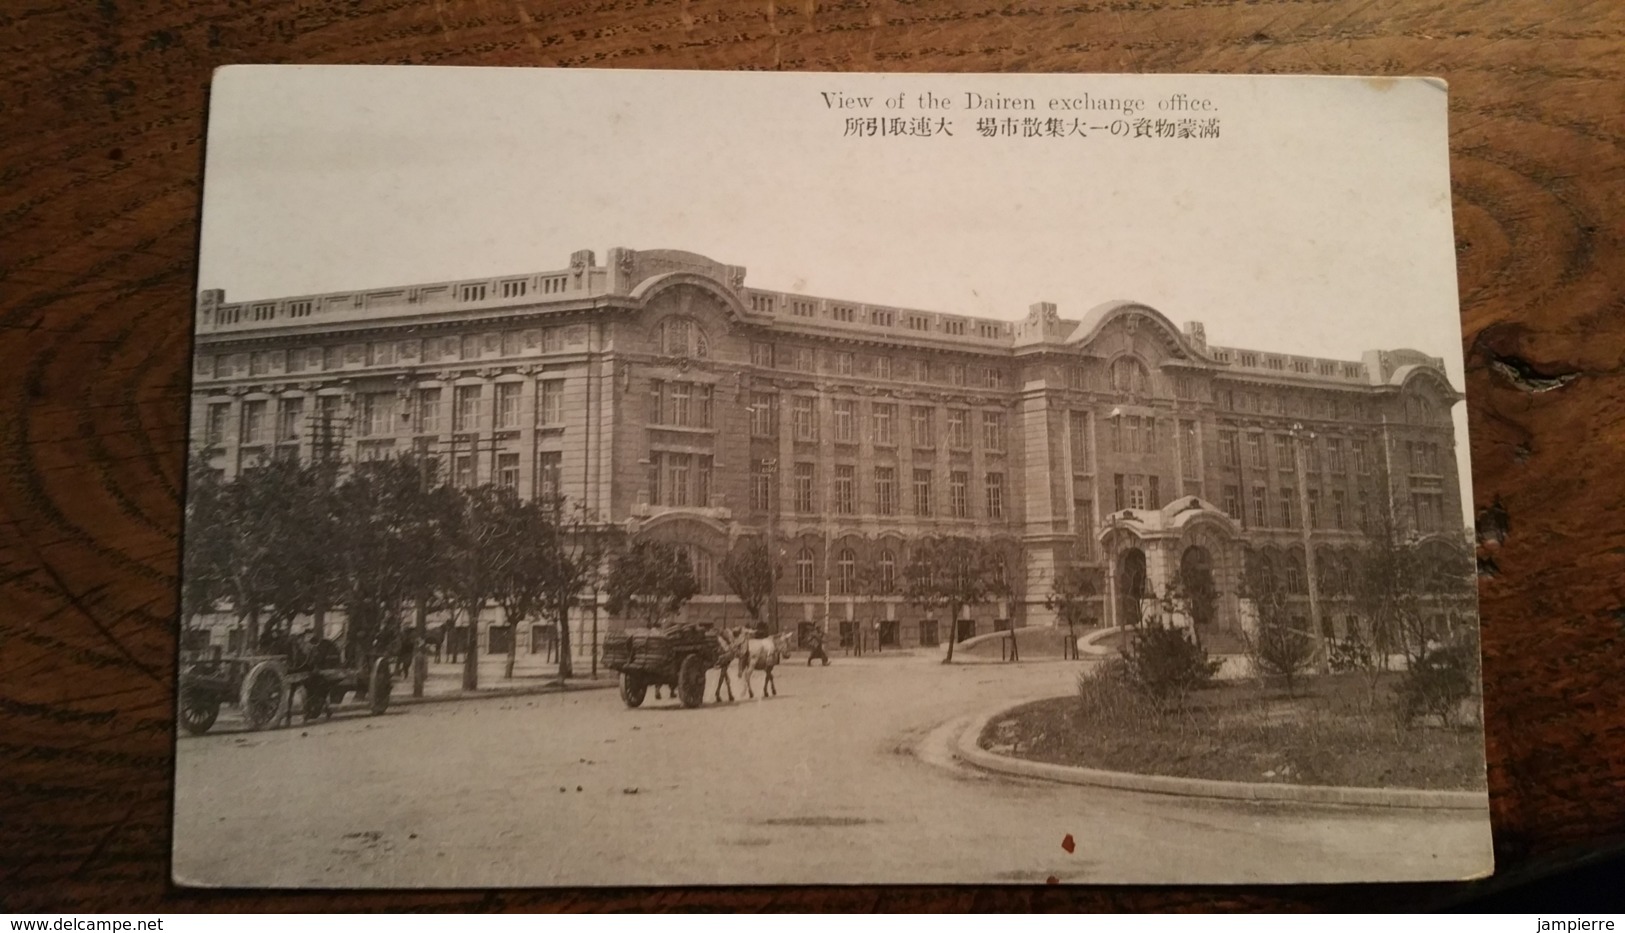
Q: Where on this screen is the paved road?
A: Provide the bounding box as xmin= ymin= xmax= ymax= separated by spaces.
xmin=173 ymin=654 xmax=1493 ymax=886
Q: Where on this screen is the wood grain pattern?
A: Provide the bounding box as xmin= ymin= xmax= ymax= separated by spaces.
xmin=3 ymin=0 xmax=1624 ymax=912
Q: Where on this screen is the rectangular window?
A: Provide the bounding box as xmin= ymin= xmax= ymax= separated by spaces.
xmin=539 ymin=380 xmax=564 ymax=426
xmin=1126 ymin=474 xmax=1147 ymax=510
xmin=415 ymin=388 xmax=441 ymax=434
xmin=750 ymin=392 xmax=778 ymax=437
xmin=910 ymin=406 xmax=934 ymax=448
xmin=361 ymin=392 xmax=395 ymax=438
xmin=1308 ymin=488 xmax=1322 ymax=528
xmin=1306 ymin=439 xmax=1323 ymax=473
xmin=985 ymin=472 xmax=1005 ymax=519
xmin=1179 ymin=420 xmax=1198 ymax=477
xmin=874 ymin=355 xmax=893 ymax=380
xmin=751 ymin=342 xmax=775 ymax=367
xmin=795 ymin=462 xmax=816 ymax=513
xmin=1074 ymin=499 xmax=1094 ymax=557
xmin=913 ymin=468 xmax=932 ymax=516
xmin=497 ymin=453 xmax=520 ymax=489
xmin=950 ymin=471 xmax=969 ymax=518
xmin=542 ymin=327 xmax=564 ymax=353
xmin=750 ymin=460 xmax=772 ymax=512
xmin=946 ymin=362 xmax=966 ymax=385
xmin=205 ymin=403 xmax=229 ymax=446
xmin=1275 ymin=436 xmax=1294 ymax=472
xmin=833 ymin=399 xmax=855 ymax=442
xmin=495 ymin=382 xmax=521 ymax=429
xmin=1221 ymin=430 xmax=1240 ymax=466
xmin=671 ymin=382 xmax=692 ymax=427
xmin=647 ymin=457 xmax=662 ymax=506
xmin=1358 ymin=491 xmax=1371 ymax=529
xmin=1113 ymin=473 xmax=1125 ymax=512
xmin=240 ymin=400 xmax=268 ymax=445
xmin=982 ymin=411 xmax=1006 ymax=452
xmin=1147 ymin=475 xmax=1160 ymax=509
xmin=792 ymin=397 xmax=818 ymax=441
xmin=875 ymin=466 xmax=897 ymax=515
xmin=1222 ymin=485 xmax=1240 ymax=519
xmin=872 ymin=403 xmax=896 ymax=445
xmin=454 ymin=454 xmax=476 ymax=489
xmin=1332 ymin=490 xmax=1347 ymax=529
xmin=1252 ymin=486 xmax=1268 ymax=527
xmin=794 ymin=347 xmax=816 ymax=372
xmin=1248 ymin=433 xmax=1265 ymax=469
xmin=697 ymin=384 xmax=713 ymax=428
xmin=947 ymin=409 xmax=969 ymax=449
xmin=668 ymin=453 xmax=691 ymax=507
xmin=833 ymin=351 xmax=854 ymax=375
xmin=984 ymin=367 xmax=1005 ymax=389
xmin=698 ymin=455 xmax=715 ymax=508
xmin=537 ymin=451 xmax=561 ymax=500
xmin=1279 ymin=488 xmax=1295 ymax=528
xmin=834 ymin=465 xmax=855 ymax=514
xmin=276 ymin=398 xmax=303 ymax=443
xmin=1353 ymin=439 xmax=1370 ymax=474
xmin=454 ymin=385 xmax=482 ymax=432
xmin=650 ymin=379 xmax=665 ymax=425
xmin=1069 ymin=411 xmax=1089 ymax=466
xmin=1327 ymin=438 xmax=1345 ymax=473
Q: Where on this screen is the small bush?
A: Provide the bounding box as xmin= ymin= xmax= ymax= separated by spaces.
xmin=1327 ymin=633 xmax=1375 ymax=674
xmin=1076 ymin=657 xmax=1154 ymax=729
xmin=1396 ymin=642 xmax=1476 ymax=727
xmin=1119 ymin=621 xmax=1222 ymax=712
xmin=1245 ymin=618 xmax=1318 ymax=695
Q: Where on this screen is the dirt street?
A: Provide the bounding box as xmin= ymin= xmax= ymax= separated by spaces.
xmin=173 ymin=654 xmax=1492 ymax=886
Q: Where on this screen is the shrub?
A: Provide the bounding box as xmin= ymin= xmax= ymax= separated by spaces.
xmin=1076 ymin=657 xmax=1153 ymax=729
xmin=1327 ymin=633 xmax=1375 ymax=673
xmin=1119 ymin=621 xmax=1222 ymax=712
xmin=1396 ymin=642 xmax=1476 ymax=727
xmin=1244 ymin=617 xmax=1318 ymax=695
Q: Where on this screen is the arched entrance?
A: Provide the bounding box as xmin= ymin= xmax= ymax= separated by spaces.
xmin=1179 ymin=545 xmax=1218 ymax=633
xmin=1116 ymin=548 xmax=1149 ymax=626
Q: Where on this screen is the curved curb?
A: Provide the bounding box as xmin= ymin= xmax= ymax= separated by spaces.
xmin=1078 ymin=627 xmax=1125 ymax=657
xmin=954 ymin=703 xmax=1490 ymax=811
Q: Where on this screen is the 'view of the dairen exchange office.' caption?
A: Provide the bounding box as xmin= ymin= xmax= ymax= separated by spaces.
xmin=188 ymin=246 xmax=1467 ymax=657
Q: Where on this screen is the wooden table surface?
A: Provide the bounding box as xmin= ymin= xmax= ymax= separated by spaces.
xmin=3 ymin=0 xmax=1624 ymax=913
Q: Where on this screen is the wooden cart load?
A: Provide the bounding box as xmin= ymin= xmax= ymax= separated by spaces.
xmin=601 ymin=624 xmax=719 ymax=709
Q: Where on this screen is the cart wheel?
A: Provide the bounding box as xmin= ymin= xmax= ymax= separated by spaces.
xmin=677 ymin=655 xmax=706 ymax=709
xmin=369 ymin=658 xmax=392 ymax=715
xmin=620 ymin=673 xmax=647 ymax=708
xmin=179 ymin=694 xmax=220 ymax=735
xmin=240 ymin=661 xmax=288 ymax=731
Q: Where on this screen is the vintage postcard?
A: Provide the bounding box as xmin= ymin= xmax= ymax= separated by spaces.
xmin=175 ymin=67 xmax=1491 ymax=886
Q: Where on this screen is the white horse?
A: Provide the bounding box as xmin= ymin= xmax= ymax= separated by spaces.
xmin=712 ymin=627 xmax=749 ymax=703
xmin=738 ymin=632 xmax=790 ymax=699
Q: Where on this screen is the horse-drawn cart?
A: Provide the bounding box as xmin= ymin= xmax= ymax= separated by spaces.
xmin=178 ymin=636 xmax=394 ymax=734
xmin=601 ymin=624 xmax=720 ymax=709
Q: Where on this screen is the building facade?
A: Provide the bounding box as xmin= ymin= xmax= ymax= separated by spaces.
xmin=190 ymin=247 xmax=1466 ymax=654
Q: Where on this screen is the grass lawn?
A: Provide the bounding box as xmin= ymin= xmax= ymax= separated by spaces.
xmin=982 ymin=672 xmax=1487 ymax=791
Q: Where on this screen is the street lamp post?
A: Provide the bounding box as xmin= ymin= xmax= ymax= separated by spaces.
xmin=1290 ymin=422 xmax=1329 ymax=674
xmin=761 ymin=455 xmax=781 ymax=636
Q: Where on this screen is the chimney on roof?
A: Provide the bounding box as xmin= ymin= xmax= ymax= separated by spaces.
xmin=1183 ymin=320 xmax=1207 ymax=351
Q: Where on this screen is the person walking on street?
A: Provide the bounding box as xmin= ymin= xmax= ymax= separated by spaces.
xmin=806 ymin=626 xmax=830 ymax=667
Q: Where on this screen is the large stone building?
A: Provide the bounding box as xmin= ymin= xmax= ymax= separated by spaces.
xmin=190 ymin=247 xmax=1466 ymax=655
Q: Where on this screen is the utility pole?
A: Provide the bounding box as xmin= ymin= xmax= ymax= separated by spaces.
xmin=1291 ymin=422 xmax=1329 ymax=674
xmin=763 ymin=456 xmax=780 ymax=635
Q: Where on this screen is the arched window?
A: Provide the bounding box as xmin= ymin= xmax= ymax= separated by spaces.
xmin=796 ymin=547 xmax=816 ymax=595
xmin=837 ymin=548 xmax=856 ymax=595
xmin=1286 ymin=553 xmax=1305 ymax=594
xmin=657 ymin=316 xmax=709 ymax=358
xmin=878 ymin=548 xmax=896 ymax=592
xmin=1110 ymin=356 xmax=1151 ymax=397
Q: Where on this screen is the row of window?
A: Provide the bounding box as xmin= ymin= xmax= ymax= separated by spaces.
xmin=748 ymin=393 xmax=1008 ymax=451
xmin=749 ymin=462 xmax=1006 ymax=520
xmin=1217 ymin=430 xmax=1378 ymax=476
xmin=198 ymin=328 xmax=571 ymax=379
xmin=647 ymin=453 xmax=715 ymax=509
xmin=205 ymin=382 xmax=567 ymax=446
xmin=748 ymin=342 xmax=1008 ymax=388
xmin=648 ymin=380 xmax=715 ymax=429
xmin=749 ymin=293 xmax=1006 ymax=341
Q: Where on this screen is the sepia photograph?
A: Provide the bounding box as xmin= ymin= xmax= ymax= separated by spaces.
xmin=173 ymin=67 xmax=1491 ymax=887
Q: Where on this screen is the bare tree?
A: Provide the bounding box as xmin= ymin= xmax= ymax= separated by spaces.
xmin=900 ymin=536 xmax=1007 ymax=664
xmin=605 ymin=539 xmax=698 ymax=630
xmin=720 ymin=537 xmax=777 ymax=630
xmin=1044 ymin=562 xmax=1101 ymax=660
